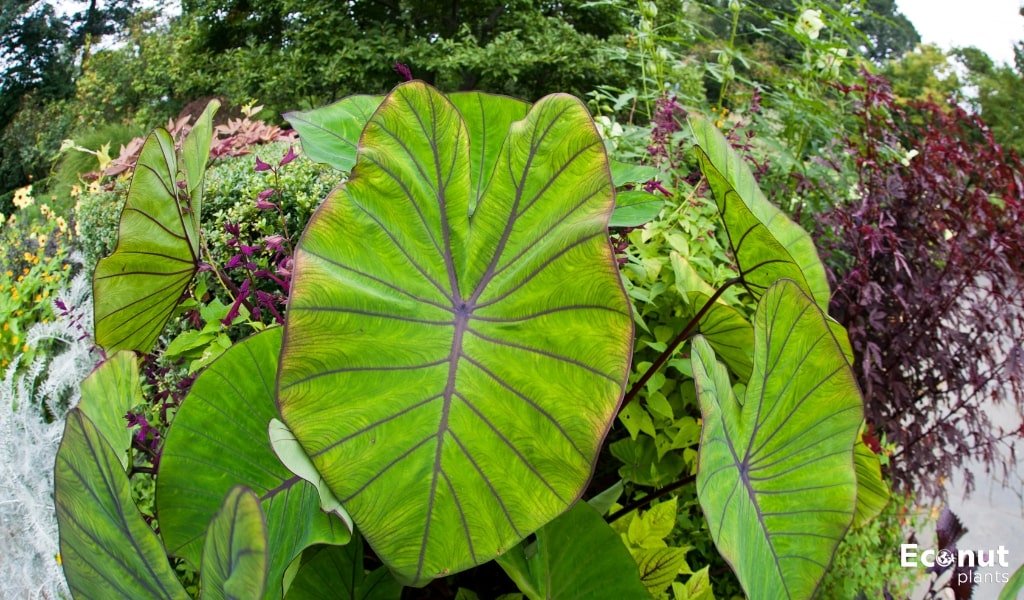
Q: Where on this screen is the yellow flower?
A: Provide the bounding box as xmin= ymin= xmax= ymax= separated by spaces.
xmin=37 ymin=234 xmax=47 ymax=246
xmin=21 ymin=343 xmax=28 ymax=353
xmin=2 ymin=323 xmax=8 ymax=331
xmin=11 ymin=336 xmax=18 ymax=346
xmin=39 ymin=204 xmax=52 ymax=219
xmin=22 ymin=252 xmax=32 ymax=262
xmin=87 ymin=180 xmax=102 ymax=194
xmin=70 ymin=184 xmax=81 ymax=198
xmin=12 ymin=185 xmax=33 ymax=210
xmin=56 ymin=216 xmax=68 ymax=233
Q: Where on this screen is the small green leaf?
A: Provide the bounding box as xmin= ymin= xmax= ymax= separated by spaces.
xmin=56 ymin=410 xmax=188 ymax=599
xmin=284 ymin=96 xmax=384 ymax=172
xmin=691 ymin=280 xmax=863 ymax=600
xmin=164 ymin=329 xmax=218 ymax=359
xmin=496 ymin=502 xmax=649 ymax=600
xmin=201 ymin=486 xmax=269 ymax=600
xmin=285 ymin=529 xmax=402 ymax=600
xmin=587 ymin=480 xmax=624 ymax=516
xmin=610 ymin=160 xmax=661 ymax=188
xmin=78 ymin=351 xmax=143 ymax=469
xmin=611 ymin=191 xmax=664 ymax=228
xmin=673 ymin=566 xmax=714 ymax=600
xmin=636 ymin=547 xmax=688 ymax=595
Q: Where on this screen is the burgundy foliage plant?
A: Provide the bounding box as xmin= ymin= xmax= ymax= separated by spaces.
xmin=823 ymin=72 xmax=1024 ymax=497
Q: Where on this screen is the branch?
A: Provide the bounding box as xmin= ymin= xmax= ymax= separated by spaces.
xmin=606 ymin=474 xmax=697 ymax=523
xmin=618 ymin=277 xmax=742 ymax=413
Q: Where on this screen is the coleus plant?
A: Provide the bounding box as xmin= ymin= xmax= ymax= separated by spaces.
xmin=57 ymin=81 xmax=884 ymax=599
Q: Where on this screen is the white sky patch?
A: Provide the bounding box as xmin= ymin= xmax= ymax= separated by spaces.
xmin=896 ymin=0 xmax=1023 ymax=65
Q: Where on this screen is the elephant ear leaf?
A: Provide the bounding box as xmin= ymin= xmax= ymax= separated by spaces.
xmin=689 ymin=115 xmax=830 ymax=309
xmin=284 ymin=95 xmax=384 ymax=172
xmin=691 ymin=279 xmax=863 ymax=600
xmin=158 ymin=328 xmax=351 ymax=600
xmin=93 ymin=100 xmax=219 ymax=353
xmin=852 ymin=439 xmax=890 ymax=527
xmin=78 ymin=351 xmax=144 ymax=469
xmin=285 ymin=530 xmax=403 ymax=600
xmin=200 ymin=486 xmax=269 ymax=600
xmin=447 ymin=92 xmax=529 ymax=209
xmin=277 ymin=81 xmax=633 ymax=584
xmin=496 ymin=502 xmax=649 ymax=600
xmin=55 ymin=410 xmax=188 ymax=599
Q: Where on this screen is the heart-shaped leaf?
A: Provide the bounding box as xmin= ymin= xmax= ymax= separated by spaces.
xmin=78 ymin=351 xmax=144 ymax=469
xmin=285 ymin=530 xmax=403 ymax=600
xmin=93 ymin=100 xmax=218 ymax=353
xmin=691 ymin=279 xmax=863 ymax=599
xmin=284 ymin=96 xmax=384 ymax=172
xmin=852 ymin=439 xmax=890 ymax=527
xmin=277 ymin=82 xmax=633 ymax=584
xmin=611 ymin=190 xmax=665 ymax=228
xmin=610 ymin=160 xmax=661 ymax=188
xmin=201 ymin=486 xmax=269 ymax=600
xmin=55 ymin=410 xmax=188 ymax=599
xmin=689 ymin=115 xmax=830 ymax=309
xmin=496 ymin=502 xmax=649 ymax=600
xmin=157 ymin=328 xmax=351 ymax=598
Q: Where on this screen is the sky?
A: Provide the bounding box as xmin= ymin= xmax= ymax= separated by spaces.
xmin=896 ymin=0 xmax=1023 ymax=65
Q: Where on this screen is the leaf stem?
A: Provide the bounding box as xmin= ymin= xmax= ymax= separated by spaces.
xmin=606 ymin=474 xmax=697 ymax=523
xmin=618 ymin=276 xmax=742 ymax=413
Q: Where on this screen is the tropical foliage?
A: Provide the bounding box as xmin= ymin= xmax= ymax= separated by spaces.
xmin=3 ymin=1 xmax=1023 ymax=599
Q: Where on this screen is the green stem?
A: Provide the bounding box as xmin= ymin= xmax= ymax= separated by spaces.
xmin=716 ymin=4 xmax=742 ymax=109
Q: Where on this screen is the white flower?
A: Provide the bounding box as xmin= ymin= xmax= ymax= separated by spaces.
xmin=594 ymin=116 xmax=624 ymax=141
xmin=901 ymin=148 xmax=920 ymax=166
xmin=796 ymin=9 xmax=825 ymax=39
xmin=815 ymin=46 xmax=848 ymax=76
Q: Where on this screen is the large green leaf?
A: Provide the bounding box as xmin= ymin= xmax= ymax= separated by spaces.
xmin=55 ymin=410 xmax=188 ymax=599
xmin=200 ymin=486 xmax=269 ymax=600
xmin=277 ymin=81 xmax=633 ymax=584
xmin=93 ymin=100 xmax=219 ymax=353
xmin=690 ymin=279 xmax=863 ymax=599
xmin=157 ymin=328 xmax=351 ymax=599
xmin=78 ymin=351 xmax=144 ymax=469
xmin=852 ymin=439 xmax=890 ymax=527
xmin=689 ymin=115 xmax=830 ymax=309
xmin=448 ymin=92 xmax=530 ymax=208
xmin=496 ymin=502 xmax=649 ymax=600
xmin=284 ymin=96 xmax=384 ymax=172
xmin=285 ymin=530 xmax=402 ymax=600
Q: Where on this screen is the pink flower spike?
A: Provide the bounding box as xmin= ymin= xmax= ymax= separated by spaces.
xmin=394 ymin=62 xmax=414 ymax=81
xmin=279 ymin=146 xmax=298 ymax=166
xmin=264 ymin=234 xmax=285 ymax=252
xmin=255 ymin=156 xmax=272 ymax=172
